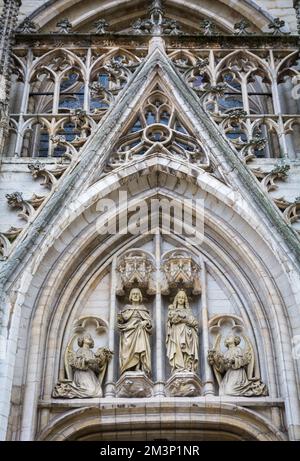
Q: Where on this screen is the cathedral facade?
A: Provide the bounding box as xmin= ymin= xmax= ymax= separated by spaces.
xmin=0 ymin=0 xmax=300 ymax=441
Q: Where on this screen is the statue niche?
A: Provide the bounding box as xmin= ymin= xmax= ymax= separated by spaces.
xmin=52 ymin=332 xmax=112 ymax=399
xmin=208 ymin=334 xmax=268 ymax=397
xmin=117 ymin=287 xmax=152 ymax=376
xmin=116 ymin=287 xmax=154 ymax=398
xmin=165 ymin=289 xmax=202 ymax=397
xmin=166 ymin=290 xmax=199 ymax=374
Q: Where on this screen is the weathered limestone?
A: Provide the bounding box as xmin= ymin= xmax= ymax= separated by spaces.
xmin=0 ymin=0 xmax=300 ymax=444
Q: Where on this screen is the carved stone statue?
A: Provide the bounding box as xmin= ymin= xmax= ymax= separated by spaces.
xmin=52 ymin=333 xmax=112 ymax=398
xmin=208 ymin=334 xmax=268 ymax=397
xmin=166 ymin=290 xmax=199 ymax=374
xmin=117 ymin=287 xmax=152 ymax=376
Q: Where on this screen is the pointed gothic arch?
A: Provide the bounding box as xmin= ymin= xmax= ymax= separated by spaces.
xmin=11 ymin=157 xmax=297 ymax=439
xmin=25 ymin=0 xmax=279 ymax=34
xmin=1 ymin=15 xmax=300 ymax=441
xmin=36 ymin=404 xmax=286 ymax=441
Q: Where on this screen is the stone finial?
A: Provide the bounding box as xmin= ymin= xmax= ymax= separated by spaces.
xmin=148 ymin=0 xmax=164 ymax=18
xmin=17 ymin=18 xmax=38 ymax=33
xmin=234 ymin=20 xmax=252 ymax=36
xmin=56 ymin=18 xmax=73 ymax=34
xmin=200 ymin=19 xmax=218 ymax=36
xmin=162 ymin=18 xmax=182 ymax=35
xmin=94 ymin=18 xmax=109 ymax=34
xmin=268 ymin=18 xmax=289 ymax=36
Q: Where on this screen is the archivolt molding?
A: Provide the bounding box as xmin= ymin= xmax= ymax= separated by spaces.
xmin=36 ymin=403 xmax=286 ymax=441
xmin=15 ymin=169 xmax=299 ymax=438
xmin=17 ymin=163 xmax=297 ymax=391
xmin=24 ymin=0 xmax=277 ymax=34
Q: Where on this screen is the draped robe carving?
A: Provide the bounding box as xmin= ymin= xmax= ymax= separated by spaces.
xmin=166 ymin=290 xmax=199 ymax=374
xmin=117 ymin=288 xmax=152 ymax=376
xmin=208 ymin=335 xmax=268 ymax=397
xmin=52 ymin=333 xmax=112 ymax=398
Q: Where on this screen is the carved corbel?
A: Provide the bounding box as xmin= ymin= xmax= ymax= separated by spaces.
xmin=94 ymin=19 xmax=109 ymax=35
xmin=234 ymin=20 xmax=253 ymax=36
xmin=17 ymin=18 xmax=38 ymax=33
xmin=268 ymin=18 xmax=289 ymax=36
xmin=55 ymin=19 xmax=73 ymax=34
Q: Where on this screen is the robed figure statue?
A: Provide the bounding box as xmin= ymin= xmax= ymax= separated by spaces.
xmin=166 ymin=290 xmax=199 ymax=374
xmin=117 ymin=287 xmax=152 ymax=376
xmin=208 ymin=334 xmax=268 ymax=397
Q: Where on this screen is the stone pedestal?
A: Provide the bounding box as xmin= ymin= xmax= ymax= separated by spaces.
xmin=116 ymin=371 xmax=154 ymax=398
xmin=165 ymin=372 xmax=202 ymax=397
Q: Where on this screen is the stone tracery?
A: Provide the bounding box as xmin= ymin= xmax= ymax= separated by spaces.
xmin=0 ymin=0 xmax=299 ymax=443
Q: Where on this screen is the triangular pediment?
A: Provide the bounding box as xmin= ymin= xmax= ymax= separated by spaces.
xmin=1 ymin=43 xmax=300 ymax=275
xmin=102 ymin=77 xmax=212 ymax=175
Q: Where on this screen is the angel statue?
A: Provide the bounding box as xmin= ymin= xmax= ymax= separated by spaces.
xmin=117 ymin=287 xmax=152 ymax=376
xmin=52 ymin=333 xmax=113 ymax=398
xmin=166 ymin=290 xmax=199 ymax=374
xmin=208 ymin=334 xmax=268 ymax=397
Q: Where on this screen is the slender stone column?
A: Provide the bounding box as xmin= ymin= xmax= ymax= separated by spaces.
xmin=201 ymin=261 xmax=215 ymax=396
xmin=104 ymin=256 xmax=117 ymax=397
xmin=0 ymin=0 xmax=22 ymax=160
xmin=153 ymin=231 xmax=165 ymax=396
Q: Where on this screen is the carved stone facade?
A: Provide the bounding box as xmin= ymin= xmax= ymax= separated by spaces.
xmin=0 ymin=0 xmax=300 ymax=443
